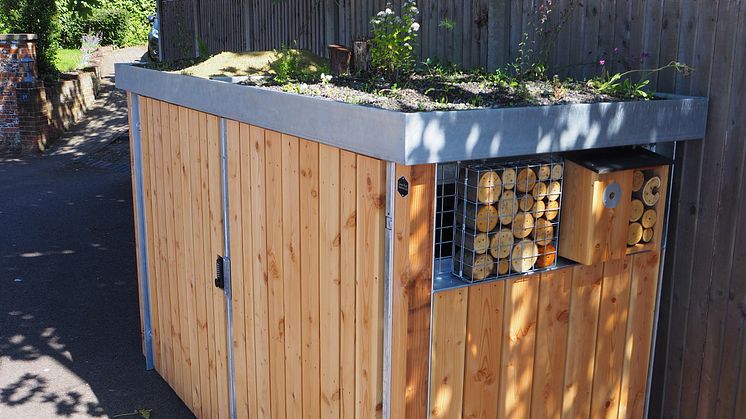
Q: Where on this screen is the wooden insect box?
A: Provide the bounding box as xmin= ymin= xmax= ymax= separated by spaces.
xmin=558 ymin=148 xmax=672 ymax=265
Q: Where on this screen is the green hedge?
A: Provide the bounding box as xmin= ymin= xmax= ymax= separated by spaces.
xmin=57 ymin=0 xmax=154 ymax=48
xmin=86 ymin=8 xmax=129 ymax=46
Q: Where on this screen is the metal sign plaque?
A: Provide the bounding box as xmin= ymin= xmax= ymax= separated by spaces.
xmin=397 ymin=176 xmax=409 ymax=197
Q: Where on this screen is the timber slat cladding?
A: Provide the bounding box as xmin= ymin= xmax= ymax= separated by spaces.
xmin=136 ymin=99 xmax=229 ymax=418
xmin=429 ymin=252 xmax=661 ymax=419
xmin=137 ymin=101 xmax=386 ymax=418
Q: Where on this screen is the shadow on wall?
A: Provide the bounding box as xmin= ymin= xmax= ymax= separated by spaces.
xmin=404 ymin=97 xmax=700 ymax=164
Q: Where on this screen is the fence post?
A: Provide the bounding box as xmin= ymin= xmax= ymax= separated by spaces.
xmin=487 ymin=0 xmax=511 ymax=71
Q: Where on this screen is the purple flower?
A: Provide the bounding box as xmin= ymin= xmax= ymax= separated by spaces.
xmin=613 ymin=47 xmax=619 ymax=54
xmin=599 ymin=59 xmax=606 ymax=66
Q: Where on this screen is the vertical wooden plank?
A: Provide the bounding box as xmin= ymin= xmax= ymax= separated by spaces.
xmin=498 ymin=276 xmax=540 ymax=419
xmin=160 ymin=100 xmax=177 ymax=388
xmin=171 ymin=104 xmax=186 ymax=402
xmin=237 ymin=122 xmax=258 ymax=418
xmin=207 ymin=113 xmax=229 ymax=418
xmin=530 ymin=268 xmax=572 ymax=419
xmin=178 ymin=105 xmax=198 ymax=412
xmin=319 ymin=144 xmax=341 ymax=418
xmin=462 ymin=281 xmax=505 ymax=419
xmin=157 ymin=99 xmax=173 ymax=383
xmin=227 ymin=120 xmax=248 ymax=418
xmin=561 ymin=263 xmax=603 ymax=419
xmin=618 ymin=251 xmax=660 ymax=419
xmin=264 ymin=130 xmax=287 ymax=419
xmin=429 ymin=289 xmax=468 ymax=418
xmin=355 ymin=155 xmax=385 ymax=418
xmin=172 ymin=105 xmax=192 ymax=407
xmin=590 ymin=257 xmax=633 ymax=419
xmin=282 ymin=134 xmax=303 ymax=419
xmin=142 ymin=98 xmax=162 ymax=372
xmin=391 ymin=164 xmax=436 ymax=419
xmin=300 ymin=139 xmax=321 ymax=419
xmin=339 ymin=150 xmax=357 ymax=419
xmin=656 ymin=0 xmax=682 ymax=92
xmin=249 ymin=125 xmax=272 ymax=418
xmin=189 ymin=109 xmax=209 ymax=418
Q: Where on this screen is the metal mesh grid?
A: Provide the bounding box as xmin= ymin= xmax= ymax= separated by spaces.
xmin=435 ymin=156 xmax=565 ymax=284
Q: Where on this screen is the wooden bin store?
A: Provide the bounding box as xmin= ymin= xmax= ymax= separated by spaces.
xmin=117 ymin=64 xmax=707 ymax=419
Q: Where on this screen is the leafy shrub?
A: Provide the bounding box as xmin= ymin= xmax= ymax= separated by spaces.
xmin=271 ymin=43 xmax=327 ymax=84
xmin=369 ymin=0 xmax=420 ymax=80
xmin=85 ymin=8 xmax=129 ymax=46
xmin=98 ymin=0 xmax=153 ymax=46
xmin=0 ymin=0 xmax=60 ymax=75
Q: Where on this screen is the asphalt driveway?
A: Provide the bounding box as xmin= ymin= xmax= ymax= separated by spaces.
xmin=0 ymin=48 xmax=194 ymax=419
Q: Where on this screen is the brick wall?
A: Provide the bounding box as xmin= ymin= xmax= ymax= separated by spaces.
xmin=0 ymin=34 xmax=37 ymax=152
xmin=0 ymin=33 xmax=100 ymax=154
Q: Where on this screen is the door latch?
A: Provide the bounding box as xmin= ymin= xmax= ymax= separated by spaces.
xmin=215 ymin=255 xmax=225 ymax=289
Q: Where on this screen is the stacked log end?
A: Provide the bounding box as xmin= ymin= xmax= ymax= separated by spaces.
xmin=627 ymin=169 xmax=662 ymax=248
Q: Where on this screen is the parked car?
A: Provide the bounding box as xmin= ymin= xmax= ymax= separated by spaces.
xmin=148 ymin=14 xmax=160 ymax=62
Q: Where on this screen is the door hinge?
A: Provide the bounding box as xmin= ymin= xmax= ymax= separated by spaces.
xmin=215 ymin=255 xmax=225 ymax=289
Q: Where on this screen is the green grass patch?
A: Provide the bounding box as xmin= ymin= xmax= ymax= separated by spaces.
xmin=177 ymin=50 xmax=327 ymax=79
xmin=55 ymin=49 xmax=82 ymax=72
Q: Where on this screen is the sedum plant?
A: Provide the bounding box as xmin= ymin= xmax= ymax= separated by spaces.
xmin=369 ymin=0 xmax=420 ymax=80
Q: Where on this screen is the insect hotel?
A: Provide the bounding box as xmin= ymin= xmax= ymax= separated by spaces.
xmin=118 ymin=64 xmax=707 ymax=418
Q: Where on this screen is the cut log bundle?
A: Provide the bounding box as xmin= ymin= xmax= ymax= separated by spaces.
xmin=512 ymin=212 xmax=535 ymax=239
xmin=642 ymin=228 xmax=654 ymax=243
xmin=630 ymin=199 xmax=644 ymax=222
xmin=642 ymin=176 xmax=662 ymax=206
xmin=517 ymin=168 xmax=537 ymax=192
xmin=502 ymin=168 xmax=516 ymax=190
xmin=458 ymin=204 xmax=499 ymax=233
xmin=459 ymin=170 xmax=502 ymax=203
xmin=632 ymin=170 xmax=645 ymax=192
xmin=627 ymin=168 xmax=666 ymax=250
xmin=459 ymin=251 xmax=494 ymax=281
xmin=490 ymin=229 xmax=514 ymax=259
xmin=628 ymin=222 xmax=643 ymax=246
xmin=511 ymin=240 xmax=539 ymax=273
xmin=533 ymin=218 xmax=554 ymax=246
xmin=535 ymin=243 xmax=556 ymax=268
xmin=454 ymin=160 xmax=563 ymax=281
xmin=498 ymin=190 xmax=518 ymax=225
xmin=462 ymin=232 xmax=490 ymax=254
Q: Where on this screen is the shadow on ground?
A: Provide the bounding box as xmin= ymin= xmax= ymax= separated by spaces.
xmin=0 ymin=46 xmax=194 ymax=418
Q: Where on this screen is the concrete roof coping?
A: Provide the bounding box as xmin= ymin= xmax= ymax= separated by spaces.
xmin=0 ymin=33 xmax=38 ymax=42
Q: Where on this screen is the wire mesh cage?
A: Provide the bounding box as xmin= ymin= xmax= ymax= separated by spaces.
xmin=436 ymin=156 xmax=565 ymax=284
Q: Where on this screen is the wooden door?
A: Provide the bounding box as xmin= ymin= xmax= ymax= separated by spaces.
xmin=225 ymin=121 xmax=387 ymax=419
xmin=138 ymin=98 xmax=230 ymax=418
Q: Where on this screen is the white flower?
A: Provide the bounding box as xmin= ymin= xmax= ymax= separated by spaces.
xmin=411 ymin=7 xmax=419 ymax=14
xmin=320 ymin=73 xmax=333 ymax=83
xmin=385 ymin=8 xmax=393 ymax=15
xmin=377 ymin=11 xmax=385 ymax=17
xmin=410 ymin=22 xmax=420 ymax=32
